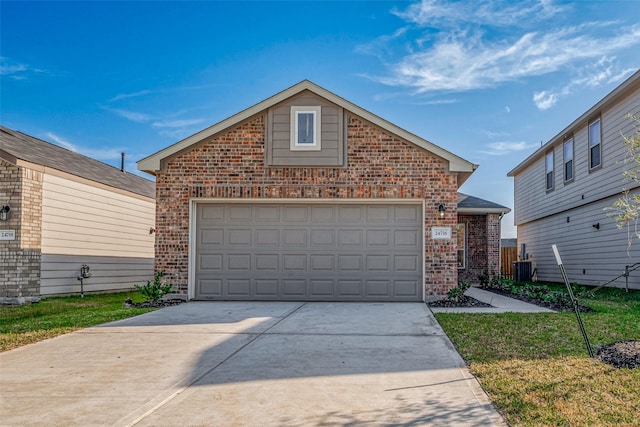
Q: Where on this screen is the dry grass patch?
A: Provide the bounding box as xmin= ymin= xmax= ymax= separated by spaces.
xmin=435 ymin=287 xmax=640 ymax=425
xmin=473 ymin=357 xmax=640 ymax=426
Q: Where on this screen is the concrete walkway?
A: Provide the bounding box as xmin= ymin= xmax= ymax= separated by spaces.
xmin=430 ymin=287 xmax=555 ymax=313
xmin=0 ymin=302 xmax=506 ymax=426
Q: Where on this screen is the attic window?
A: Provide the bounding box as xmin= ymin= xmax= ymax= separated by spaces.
xmin=291 ymin=106 xmax=321 ymax=151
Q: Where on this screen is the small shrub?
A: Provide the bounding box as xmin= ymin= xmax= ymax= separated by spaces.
xmin=448 ymin=280 xmax=470 ymax=302
xmin=135 ymin=271 xmax=173 ymax=303
xmin=477 ymin=271 xmax=490 ymax=288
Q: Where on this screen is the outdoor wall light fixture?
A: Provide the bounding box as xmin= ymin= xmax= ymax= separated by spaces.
xmin=0 ymin=205 xmax=10 ymax=221
xmin=437 ymin=204 xmax=446 ymax=219
xmin=149 ymin=227 xmax=156 ymax=234
xmin=592 ymin=223 xmax=600 ymax=230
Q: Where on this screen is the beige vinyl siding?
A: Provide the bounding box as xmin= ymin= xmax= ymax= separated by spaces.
xmin=514 ymin=87 xmax=639 ymax=225
xmin=517 ymin=190 xmax=639 ymax=290
xmin=40 ymin=255 xmax=154 ymax=295
xmin=267 ymin=91 xmax=344 ymax=166
xmin=41 ymin=174 xmax=155 ymax=257
xmin=39 ymin=173 xmax=155 ymax=295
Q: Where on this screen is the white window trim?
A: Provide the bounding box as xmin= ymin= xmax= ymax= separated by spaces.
xmin=588 ymin=117 xmax=602 ymax=171
xmin=563 ymin=137 xmax=574 ymax=183
xmin=290 ymin=106 xmax=322 ymax=151
xmin=545 ymin=150 xmax=554 ymax=191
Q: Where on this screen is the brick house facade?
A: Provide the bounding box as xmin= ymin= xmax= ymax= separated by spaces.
xmin=0 ymin=160 xmax=42 ymax=303
xmin=140 ymin=81 xmax=508 ymax=301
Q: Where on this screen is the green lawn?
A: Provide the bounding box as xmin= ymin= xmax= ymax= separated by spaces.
xmin=436 ymin=287 xmax=640 ymax=426
xmin=0 ymin=292 xmax=155 ymax=352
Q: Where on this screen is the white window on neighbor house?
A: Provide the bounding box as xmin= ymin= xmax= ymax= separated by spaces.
xmin=457 ymin=223 xmax=466 ymax=269
xmin=290 ymin=106 xmax=321 ymax=151
xmin=545 ymin=150 xmax=554 ymax=191
xmin=589 ymin=117 xmax=602 ymax=170
xmin=564 ymin=137 xmax=574 ymax=183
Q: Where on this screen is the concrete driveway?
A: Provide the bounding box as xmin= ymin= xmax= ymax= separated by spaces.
xmin=1 ymin=302 xmax=505 ymax=426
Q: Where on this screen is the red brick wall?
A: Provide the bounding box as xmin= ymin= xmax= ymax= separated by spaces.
xmin=155 ymin=114 xmax=459 ymax=297
xmin=457 ymin=213 xmax=501 ymax=283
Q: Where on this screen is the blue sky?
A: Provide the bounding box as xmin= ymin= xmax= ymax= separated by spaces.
xmin=2 ymin=0 xmax=639 ymax=237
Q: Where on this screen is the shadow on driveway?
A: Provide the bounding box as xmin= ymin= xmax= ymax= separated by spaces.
xmin=1 ymin=302 xmax=505 ymax=426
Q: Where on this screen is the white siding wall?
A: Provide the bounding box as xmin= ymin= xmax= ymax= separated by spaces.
xmin=517 ymin=190 xmax=639 ymax=289
xmin=40 ymin=173 xmax=155 ymax=295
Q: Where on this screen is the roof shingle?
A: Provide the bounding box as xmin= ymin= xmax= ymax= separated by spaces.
xmin=0 ymin=126 xmax=155 ymax=199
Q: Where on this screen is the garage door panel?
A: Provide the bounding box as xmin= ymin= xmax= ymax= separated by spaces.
xmin=339 ymin=230 xmax=363 ymax=246
xmin=255 ymin=279 xmax=278 ymax=296
xmin=338 ymin=255 xmax=362 ymax=271
xmin=228 ymin=206 xmax=252 ymax=221
xmin=283 ymin=229 xmax=307 ymax=246
xmin=198 ymin=278 xmax=223 ymax=296
xmin=367 ymin=206 xmax=391 ymax=221
xmin=228 ymin=254 xmax=251 ymax=271
xmin=283 ymin=254 xmax=307 ymax=271
xmin=310 ymin=230 xmax=335 ymax=246
xmin=194 ymin=203 xmax=423 ymax=301
xmin=199 ymin=254 xmax=222 ymax=271
xmin=201 ymin=229 xmax=224 ymax=245
xmin=256 ymin=254 xmax=279 ymax=271
xmin=310 ymin=279 xmax=334 ymax=296
xmin=283 ymin=280 xmax=306 ymax=296
xmin=256 ymin=229 xmax=279 ymax=246
xmin=394 ymin=280 xmax=420 ymax=297
xmin=310 ymin=254 xmax=335 ymax=271
xmin=366 ymin=255 xmax=390 ymax=271
xmin=366 ymin=280 xmax=390 ymax=296
xmin=395 ymin=255 xmax=420 ymax=272
xmin=337 ymin=280 xmax=362 ymax=296
xmin=227 ymin=279 xmax=251 ymax=296
xmin=339 ymin=205 xmax=363 ymax=221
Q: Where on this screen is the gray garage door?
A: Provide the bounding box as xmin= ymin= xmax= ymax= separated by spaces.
xmin=194 ymin=203 xmax=423 ymax=301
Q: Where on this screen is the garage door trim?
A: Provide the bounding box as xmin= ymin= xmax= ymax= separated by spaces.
xmin=188 ymin=198 xmax=425 ymax=301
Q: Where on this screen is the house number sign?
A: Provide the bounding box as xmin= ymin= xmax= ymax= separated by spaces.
xmin=0 ymin=230 xmax=16 ymax=241
xmin=431 ymin=227 xmax=451 ymax=240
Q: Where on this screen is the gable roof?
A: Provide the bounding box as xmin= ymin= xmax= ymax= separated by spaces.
xmin=457 ymin=192 xmax=511 ymax=214
xmin=0 ymin=126 xmax=155 ymax=199
xmin=137 ymin=80 xmax=478 ymax=186
xmin=508 ymin=69 xmax=640 ymax=177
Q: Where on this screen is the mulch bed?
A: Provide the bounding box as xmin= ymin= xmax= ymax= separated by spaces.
xmin=596 ymin=340 xmax=640 ymax=369
xmin=479 ymin=287 xmax=594 ymax=312
xmin=428 ymin=295 xmax=493 ymax=308
xmin=124 ymin=298 xmax=185 ymax=309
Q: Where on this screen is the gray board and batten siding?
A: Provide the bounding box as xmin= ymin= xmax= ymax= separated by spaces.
xmin=266 ymin=90 xmax=345 ymax=167
xmin=194 ymin=202 xmax=424 ymax=301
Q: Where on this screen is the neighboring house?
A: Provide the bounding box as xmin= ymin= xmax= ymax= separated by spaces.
xmin=508 ymin=70 xmax=640 ymax=290
xmin=138 ymin=80 xmax=508 ymax=301
xmin=0 ymin=127 xmax=156 ymax=303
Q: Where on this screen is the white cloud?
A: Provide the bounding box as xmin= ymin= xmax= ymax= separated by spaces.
xmin=361 ymin=1 xmax=640 ymax=95
xmin=109 ymin=90 xmax=152 ymax=102
xmin=152 ymin=118 xmax=204 ymax=128
xmin=45 ymin=132 xmax=124 ymax=161
xmin=532 ymin=56 xmax=635 ymax=109
xmin=393 ymin=0 xmax=567 ymax=27
xmin=0 ymin=57 xmax=48 ymax=80
xmin=105 ymin=107 xmax=153 ymax=123
xmin=480 ymin=141 xmax=538 ymax=156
